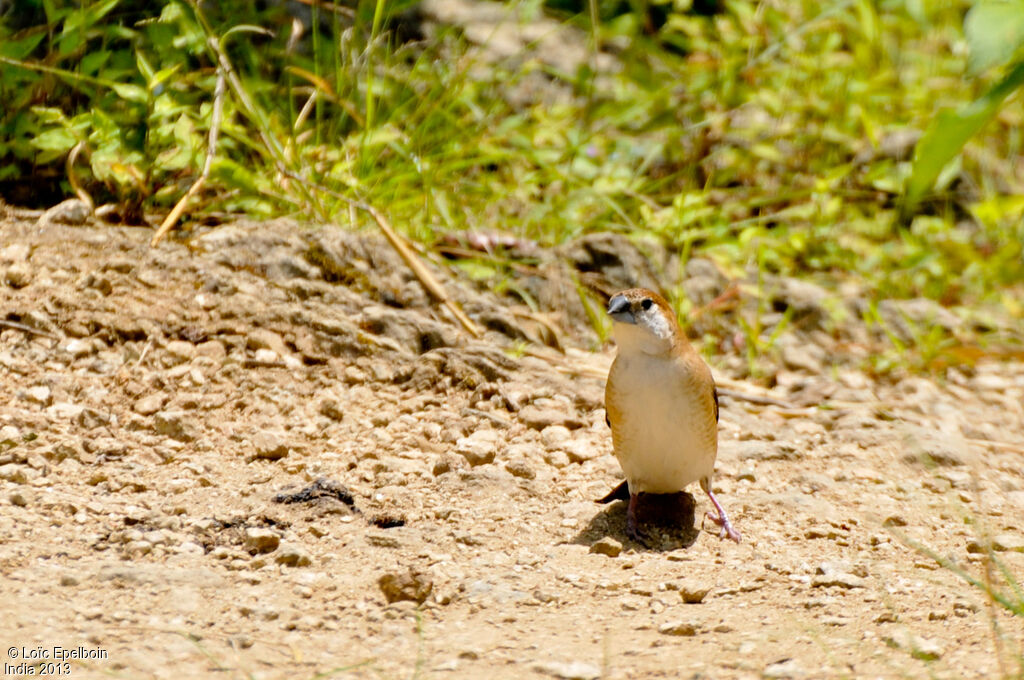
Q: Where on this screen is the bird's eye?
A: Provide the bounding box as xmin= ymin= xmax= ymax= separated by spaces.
xmin=641 ymin=298 xmax=653 ymax=311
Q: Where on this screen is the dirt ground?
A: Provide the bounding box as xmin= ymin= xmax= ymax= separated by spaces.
xmin=1 ymin=209 xmax=1022 ymax=680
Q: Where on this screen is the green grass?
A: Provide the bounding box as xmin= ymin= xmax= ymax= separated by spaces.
xmin=1 ymin=0 xmax=1023 ymax=369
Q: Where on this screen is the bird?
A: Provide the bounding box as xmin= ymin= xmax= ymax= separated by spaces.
xmin=601 ymin=288 xmax=740 ymax=543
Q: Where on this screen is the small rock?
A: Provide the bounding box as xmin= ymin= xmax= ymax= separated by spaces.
xmin=589 ymin=537 xmax=622 ymax=558
xmin=4 ymin=263 xmax=32 ymax=288
xmin=781 ymin=342 xmax=824 ymax=373
xmin=0 ymin=425 xmax=19 ymax=441
xmin=367 ymin=533 xmax=401 ymax=548
xmin=165 ymin=340 xmax=196 ymax=364
xmin=0 ymin=243 xmax=30 ymax=263
xmin=533 ymin=660 xmax=601 ymax=680
xmin=812 ymin=571 xmax=865 ymax=589
xmin=504 ymin=459 xmax=536 ymax=480
xmin=968 ymin=534 xmax=1024 ymax=553
xmin=882 ymin=514 xmax=907 ymax=527
xmin=540 ymin=425 xmax=571 ymax=448
xmin=0 ymin=464 xmax=29 ymax=484
xmin=247 ymin=328 xmax=290 ymax=357
xmin=736 ymin=468 xmax=756 ymax=482
xmin=252 ymin=348 xmax=279 ymax=364
xmin=455 ymin=430 xmax=498 ymax=466
xmin=678 ymin=580 xmax=711 ymax=604
xmin=65 ymin=338 xmax=94 ymax=358
xmin=274 ymin=544 xmax=312 ymax=567
xmin=244 ymin=528 xmax=280 ymax=554
xmin=884 ymin=630 xmax=943 ymax=660
xmin=543 ymin=450 xmax=571 ymax=468
xmin=22 ymin=385 xmax=52 ymax=406
xmin=38 ymin=198 xmax=91 ymax=226
xmin=153 ymin=411 xmax=196 ymax=442
xmin=194 ymin=341 xmax=226 ymax=362
xmin=8 ymin=490 xmax=30 ymax=506
xmin=518 ymin=404 xmax=584 ymax=430
xmin=432 ymin=454 xmax=460 ymax=476
xmin=992 ymin=533 xmax=1024 ymax=552
xmin=658 ymin=620 xmax=699 ymax=636
xmin=318 ymin=399 xmax=344 ymax=421
xmin=378 ymin=569 xmax=433 ymax=604
xmin=562 ymin=439 xmax=598 ymax=463
xmin=252 ymin=431 xmax=289 ymax=460
xmin=902 ymin=428 xmax=970 ymax=467
xmin=763 ymin=658 xmax=804 ymax=679
xmin=134 ymin=393 xmax=167 ymax=416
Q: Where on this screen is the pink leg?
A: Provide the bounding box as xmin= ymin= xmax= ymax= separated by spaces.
xmin=700 ymin=478 xmax=741 ymax=543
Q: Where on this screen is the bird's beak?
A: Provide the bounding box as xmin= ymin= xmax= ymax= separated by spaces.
xmin=607 ymin=294 xmax=635 ymax=324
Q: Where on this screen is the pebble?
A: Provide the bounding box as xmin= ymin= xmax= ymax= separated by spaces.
xmin=736 ymin=468 xmax=756 ymax=482
xmin=562 ymin=439 xmax=598 ymax=463
xmin=968 ymin=534 xmax=1024 ymax=553
xmin=812 ymin=567 xmax=865 ymax=589
xmin=274 ymin=544 xmax=312 ymax=567
xmin=252 ymin=431 xmax=289 ymax=460
xmin=0 ymin=425 xmax=19 ymax=441
xmin=543 ymin=451 xmax=571 ymax=468
xmin=164 ymin=340 xmax=196 ymax=364
xmin=658 ymin=620 xmax=699 ymax=636
xmin=134 ymin=393 xmax=167 ymax=416
xmin=3 ymin=262 xmax=32 ymax=288
xmin=504 ymin=459 xmax=536 ymax=479
xmin=22 ymin=385 xmax=51 ymax=406
xmin=38 ymin=198 xmax=91 ymax=225
xmin=533 ymin=661 xmax=601 ymax=680
xmin=153 ymin=411 xmax=196 ymax=442
xmin=455 ymin=430 xmax=498 ymax=466
xmin=8 ymin=490 xmax=30 ymax=506
xmin=243 ymin=528 xmax=280 ymax=554
xmin=883 ymin=630 xmax=943 ymax=660
xmin=589 ymin=537 xmax=622 ymax=558
xmin=763 ymin=658 xmax=804 ymax=678
xmin=0 ymin=464 xmax=29 ymax=484
xmin=540 ymin=425 xmax=571 ymax=448
xmin=194 ymin=340 xmax=226 ymax=361
xmin=247 ymin=328 xmax=290 ymax=357
xmin=518 ymin=404 xmax=584 ymax=430
xmin=253 ymin=348 xmax=279 ymax=364
xmin=0 ymin=243 xmax=30 ymax=263
xmin=678 ymin=580 xmax=711 ymax=604
xmin=378 ymin=569 xmax=433 ymax=604
xmin=432 ymin=455 xmax=460 ymax=476
xmin=318 ymin=399 xmax=345 ymax=421
xmin=65 ymin=339 xmax=93 ymax=358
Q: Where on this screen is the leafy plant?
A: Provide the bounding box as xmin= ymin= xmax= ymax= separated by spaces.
xmin=906 ymin=0 xmax=1024 ymax=207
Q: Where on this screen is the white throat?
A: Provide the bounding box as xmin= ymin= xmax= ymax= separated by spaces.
xmin=612 ymin=319 xmax=672 ymax=356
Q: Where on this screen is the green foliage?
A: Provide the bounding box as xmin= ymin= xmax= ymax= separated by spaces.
xmin=0 ymin=0 xmax=1022 ymax=352
xmin=907 ymin=0 xmax=1024 ymax=206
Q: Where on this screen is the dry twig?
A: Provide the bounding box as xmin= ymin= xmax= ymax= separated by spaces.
xmin=284 ymin=173 xmax=481 ymax=339
xmin=150 ymin=52 xmax=226 ymax=247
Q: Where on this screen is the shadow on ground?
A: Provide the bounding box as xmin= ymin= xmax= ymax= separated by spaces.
xmin=573 ymin=491 xmax=701 ymax=551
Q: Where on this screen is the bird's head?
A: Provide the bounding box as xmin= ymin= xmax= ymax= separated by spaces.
xmin=606 ymin=288 xmax=680 ymax=355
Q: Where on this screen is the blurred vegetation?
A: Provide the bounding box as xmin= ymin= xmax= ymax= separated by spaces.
xmin=1 ymin=0 xmax=1023 ymax=355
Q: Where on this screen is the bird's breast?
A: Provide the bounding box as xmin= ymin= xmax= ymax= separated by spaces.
xmin=606 ymin=352 xmax=717 ymax=494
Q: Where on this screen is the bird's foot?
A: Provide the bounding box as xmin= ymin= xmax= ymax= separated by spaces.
xmin=704 ymin=510 xmax=741 ymax=543
xmin=626 ymin=518 xmax=649 ymax=544
xmin=626 ymin=493 xmax=649 ymax=545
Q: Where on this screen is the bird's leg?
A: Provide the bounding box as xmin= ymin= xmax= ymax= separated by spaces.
xmin=700 ymin=478 xmax=741 ymax=543
xmin=626 ymin=492 xmax=645 ymax=542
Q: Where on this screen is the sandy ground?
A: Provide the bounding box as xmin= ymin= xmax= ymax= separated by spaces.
xmin=1 ymin=211 xmax=1022 ymax=679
